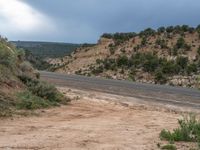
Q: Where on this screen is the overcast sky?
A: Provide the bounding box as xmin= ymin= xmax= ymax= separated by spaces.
xmin=0 ymin=0 xmax=200 ymax=43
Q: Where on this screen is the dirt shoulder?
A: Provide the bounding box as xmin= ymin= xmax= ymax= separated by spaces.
xmin=0 ymin=87 xmax=198 ymax=150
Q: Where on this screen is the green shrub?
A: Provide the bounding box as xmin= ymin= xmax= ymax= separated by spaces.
xmin=139 ymin=28 xmax=156 ymax=37
xmin=19 ymin=61 xmax=34 ymax=73
xmin=161 ymin=144 xmax=177 ymax=150
xmin=17 ymin=48 xmax=25 ymax=62
xmin=161 ymin=60 xmax=181 ymax=75
xmin=18 ymin=75 xmax=70 ymax=105
xmin=109 ymin=46 xmax=115 ymax=55
xmin=181 ymin=25 xmax=190 ymax=32
xmin=35 ymin=72 xmax=40 ymax=79
xmin=155 ymin=69 xmax=167 ymax=84
xmin=176 ymin=37 xmax=185 ymax=49
xmin=0 ymin=104 xmax=12 ymax=117
xmin=175 ymin=37 xmax=191 ymax=51
xmin=0 ymin=92 xmax=14 ymax=117
xmin=196 ymin=25 xmax=200 ymax=39
xmin=160 ymin=115 xmax=200 ymax=148
xmin=197 ymin=46 xmax=200 ymax=56
xmin=143 ymin=53 xmax=159 ymax=72
xmin=187 ymin=64 xmax=198 ymax=75
xmin=117 ymin=55 xmax=129 ymax=67
xmin=156 ymin=38 xmax=168 ymax=49
xmin=188 ymin=27 xmax=195 ymax=34
xmin=198 ymin=30 xmax=200 ymax=39
xmin=91 ymin=65 xmax=104 ymax=75
xmin=128 ymin=67 xmax=136 ymax=81
xmin=101 ymin=33 xmax=113 ymax=39
xmin=157 ymin=27 xmax=166 ymax=34
xmin=102 ymin=58 xmax=117 ymax=70
xmin=0 ymin=64 xmax=15 ymax=82
xmin=129 ymin=52 xmax=145 ymax=68
xmin=166 ymin=26 xmax=174 ymax=33
xmin=173 ymin=25 xmax=182 ymax=34
xmin=176 ymin=56 xmax=188 ymax=69
xmin=101 ymin=32 xmax=136 ymax=41
xmin=141 ymin=37 xmax=147 ymax=46
xmin=16 ymin=91 xmax=54 ymax=110
xmin=196 ymin=25 xmax=200 ymax=31
xmin=96 ymin=59 xmax=103 ymax=64
xmin=160 ymin=129 xmax=174 ymax=141
xmin=171 ymin=47 xmax=178 ymax=56
xmin=0 ymin=42 xmax=17 ymax=68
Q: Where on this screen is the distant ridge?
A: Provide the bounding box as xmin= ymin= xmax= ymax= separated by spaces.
xmin=11 ymin=41 xmax=81 ymax=58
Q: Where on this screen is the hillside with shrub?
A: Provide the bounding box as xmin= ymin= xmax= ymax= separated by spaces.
xmin=0 ymin=37 xmax=70 ymax=117
xmin=54 ymin=25 xmax=200 ymax=88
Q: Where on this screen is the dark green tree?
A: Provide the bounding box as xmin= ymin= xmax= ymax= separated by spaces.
xmin=155 ymin=69 xmax=167 ymax=84
xmin=176 ymin=56 xmax=188 ymax=69
xmin=186 ymin=64 xmax=198 ymax=75
xmin=176 ymin=37 xmax=185 ymax=49
xmin=117 ymin=55 xmax=129 ymax=67
xmin=166 ymin=26 xmax=174 ymax=33
xmin=157 ymin=27 xmax=165 ymax=33
xmin=197 ymin=46 xmax=200 ymax=56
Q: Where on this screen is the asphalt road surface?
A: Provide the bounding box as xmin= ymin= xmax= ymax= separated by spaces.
xmin=40 ymin=71 xmax=200 ymax=108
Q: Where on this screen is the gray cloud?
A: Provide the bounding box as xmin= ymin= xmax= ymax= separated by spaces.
xmin=2 ymin=0 xmax=200 ymax=43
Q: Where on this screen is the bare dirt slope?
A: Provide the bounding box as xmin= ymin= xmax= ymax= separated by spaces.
xmin=0 ymin=88 xmax=198 ymax=150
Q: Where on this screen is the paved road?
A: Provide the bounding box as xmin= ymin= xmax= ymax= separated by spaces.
xmin=40 ymin=71 xmax=200 ymax=108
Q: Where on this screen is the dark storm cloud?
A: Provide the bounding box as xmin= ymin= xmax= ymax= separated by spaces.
xmin=4 ymin=0 xmax=200 ymax=43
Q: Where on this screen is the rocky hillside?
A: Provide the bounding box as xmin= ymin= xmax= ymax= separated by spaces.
xmin=54 ymin=25 xmax=200 ymax=88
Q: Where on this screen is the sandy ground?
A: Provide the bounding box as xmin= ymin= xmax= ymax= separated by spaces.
xmin=0 ymin=87 xmax=198 ymax=150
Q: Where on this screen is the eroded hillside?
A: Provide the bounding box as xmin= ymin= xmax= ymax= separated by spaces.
xmin=54 ymin=25 xmax=200 ymax=88
xmin=0 ymin=37 xmax=70 ymax=117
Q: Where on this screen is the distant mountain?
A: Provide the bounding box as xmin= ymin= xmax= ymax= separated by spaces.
xmin=11 ymin=41 xmax=81 ymax=58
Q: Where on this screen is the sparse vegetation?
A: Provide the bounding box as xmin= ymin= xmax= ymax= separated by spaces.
xmin=0 ymin=36 xmax=70 ymax=117
xmin=157 ymin=27 xmax=166 ymax=34
xmin=61 ymin=25 xmax=200 ymax=88
xmin=24 ymin=50 xmax=53 ymax=70
xmin=176 ymin=56 xmax=188 ymax=70
xmin=0 ymin=91 xmax=15 ymax=117
xmin=176 ymin=37 xmax=186 ymax=49
xmin=90 ymin=47 xmax=199 ymax=84
xmin=16 ymin=91 xmax=53 ymax=110
xmin=18 ymin=75 xmax=70 ymax=106
xmin=117 ymin=55 xmax=129 ymax=67
xmin=155 ymin=69 xmax=167 ymax=84
xmin=160 ymin=115 xmax=200 ymax=148
xmin=155 ymin=38 xmax=168 ymax=49
xmin=139 ymin=28 xmax=156 ymax=37
xmin=101 ymin=32 xmax=136 ymax=41
xmin=108 ymin=44 xmax=116 ymax=55
xmin=187 ymin=63 xmax=198 ymax=75
xmin=141 ymin=37 xmax=147 ymax=46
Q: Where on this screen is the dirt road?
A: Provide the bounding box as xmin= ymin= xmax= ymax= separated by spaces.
xmin=0 ymin=88 xmax=197 ymax=150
